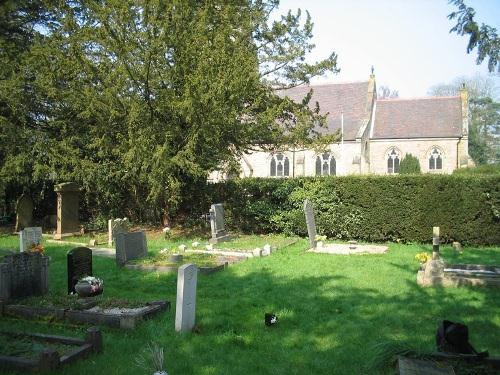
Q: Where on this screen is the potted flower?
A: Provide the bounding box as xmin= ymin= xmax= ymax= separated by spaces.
xmin=415 ymin=252 xmax=432 ymax=270
xmin=75 ymin=276 xmax=104 ymax=298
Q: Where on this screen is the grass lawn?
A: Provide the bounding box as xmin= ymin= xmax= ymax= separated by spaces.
xmin=0 ymin=235 xmax=499 ymax=375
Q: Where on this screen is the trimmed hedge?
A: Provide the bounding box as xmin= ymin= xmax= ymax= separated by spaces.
xmin=209 ymin=175 xmax=500 ymax=245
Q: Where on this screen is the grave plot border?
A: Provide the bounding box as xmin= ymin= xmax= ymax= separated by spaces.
xmin=417 ymin=261 xmax=500 ymax=288
xmin=0 ymin=300 xmax=170 ymax=330
xmin=0 ymin=326 xmax=102 ymax=373
xmin=125 ymin=263 xmax=227 ymax=275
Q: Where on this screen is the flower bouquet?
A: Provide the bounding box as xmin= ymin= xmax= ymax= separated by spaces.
xmin=75 ymin=276 xmax=104 ymax=298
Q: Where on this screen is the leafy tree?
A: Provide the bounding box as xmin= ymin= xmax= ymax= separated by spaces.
xmin=399 ymin=154 xmax=421 ymax=174
xmin=0 ymin=1 xmax=339 ymax=224
xmin=448 ymin=0 xmax=499 ymax=72
xmin=428 ymin=75 xmax=499 ymax=165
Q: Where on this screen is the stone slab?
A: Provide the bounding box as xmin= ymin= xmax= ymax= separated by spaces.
xmin=115 ymin=231 xmax=148 ymax=266
xmin=175 ymin=264 xmax=197 ymax=332
xmin=307 ymin=243 xmax=388 ymax=255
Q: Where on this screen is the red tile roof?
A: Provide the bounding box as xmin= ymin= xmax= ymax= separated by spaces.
xmin=373 ymin=97 xmax=463 ymax=139
xmin=278 ymin=82 xmax=371 ymax=140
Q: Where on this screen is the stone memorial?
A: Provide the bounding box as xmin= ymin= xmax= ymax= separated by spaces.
xmin=175 ymin=264 xmax=198 ymax=332
xmin=54 ymin=182 xmax=80 ymax=240
xmin=14 ymin=194 xmax=34 ymax=232
xmin=303 ymin=200 xmax=317 ymax=249
xmin=19 ymin=227 xmax=43 ymax=252
xmin=0 ymin=252 xmax=49 ymax=301
xmin=115 ymin=231 xmax=148 ymax=266
xmin=432 ymin=226 xmax=440 ymax=259
xmin=209 ymin=204 xmax=231 ymax=244
xmin=67 ymin=247 xmax=93 ymax=294
xmin=108 ymin=218 xmax=130 ymax=246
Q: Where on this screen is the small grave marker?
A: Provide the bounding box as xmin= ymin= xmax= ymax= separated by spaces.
xmin=67 ymin=247 xmax=93 ymax=294
xmin=175 ymin=264 xmax=198 ymax=332
xmin=115 ymin=231 xmax=148 ymax=266
xmin=19 ymin=227 xmax=42 ymax=252
xmin=209 ymin=204 xmax=230 ymax=243
xmin=303 ymin=200 xmax=317 ymax=249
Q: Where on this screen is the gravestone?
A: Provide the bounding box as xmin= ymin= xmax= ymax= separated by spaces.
xmin=108 ymin=218 xmax=130 ymax=246
xmin=0 ymin=252 xmax=49 ymax=301
xmin=115 ymin=231 xmax=148 ymax=266
xmin=303 ymin=200 xmax=317 ymax=249
xmin=54 ymin=182 xmax=80 ymax=240
xmin=14 ymin=194 xmax=34 ymax=232
xmin=175 ymin=264 xmax=198 ymax=332
xmin=67 ymin=247 xmax=93 ymax=294
xmin=19 ymin=227 xmax=43 ymax=252
xmin=209 ymin=204 xmax=230 ymax=244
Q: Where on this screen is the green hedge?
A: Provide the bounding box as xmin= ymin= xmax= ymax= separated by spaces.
xmin=209 ymin=175 xmax=500 ymax=245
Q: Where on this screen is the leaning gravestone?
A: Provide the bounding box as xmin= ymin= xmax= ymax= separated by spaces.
xmin=54 ymin=182 xmax=80 ymax=240
xmin=108 ymin=218 xmax=130 ymax=246
xmin=175 ymin=263 xmax=198 ymax=332
xmin=19 ymin=227 xmax=43 ymax=252
xmin=0 ymin=252 xmax=49 ymax=301
xmin=209 ymin=204 xmax=230 ymax=244
xmin=67 ymin=247 xmax=93 ymax=294
xmin=115 ymin=231 xmax=148 ymax=266
xmin=303 ymin=200 xmax=317 ymax=249
xmin=14 ymin=193 xmax=34 ymax=232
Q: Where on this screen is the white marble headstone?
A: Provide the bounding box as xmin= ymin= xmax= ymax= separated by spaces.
xmin=19 ymin=227 xmax=43 ymax=252
xmin=175 ymin=264 xmax=198 ymax=332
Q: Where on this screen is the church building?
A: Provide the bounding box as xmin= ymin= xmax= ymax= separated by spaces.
xmin=211 ymin=73 xmax=471 ymax=180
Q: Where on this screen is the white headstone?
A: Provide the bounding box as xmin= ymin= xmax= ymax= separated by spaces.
xmin=19 ymin=227 xmax=43 ymax=252
xmin=175 ymin=264 xmax=198 ymax=332
xmin=303 ymin=200 xmax=317 ymax=249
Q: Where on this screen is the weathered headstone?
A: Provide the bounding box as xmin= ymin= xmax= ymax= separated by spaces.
xmin=115 ymin=231 xmax=148 ymax=266
xmin=0 ymin=252 xmax=49 ymax=301
xmin=14 ymin=194 xmax=34 ymax=232
xmin=19 ymin=227 xmax=43 ymax=252
xmin=303 ymin=200 xmax=317 ymax=249
xmin=54 ymin=182 xmax=80 ymax=240
xmin=175 ymin=264 xmax=198 ymax=332
xmin=67 ymin=247 xmax=93 ymax=294
xmin=452 ymin=241 xmax=462 ymax=253
xmin=432 ymin=226 xmax=440 ymax=260
xmin=209 ymin=204 xmax=230 ymax=244
xmin=108 ymin=218 xmax=130 ymax=246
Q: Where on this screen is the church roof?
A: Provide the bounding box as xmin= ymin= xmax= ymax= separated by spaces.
xmin=278 ymin=81 xmax=371 ymax=141
xmin=373 ymin=97 xmax=463 ymax=139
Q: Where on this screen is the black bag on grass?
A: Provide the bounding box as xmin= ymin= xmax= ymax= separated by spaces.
xmin=436 ymin=320 xmax=488 ymax=357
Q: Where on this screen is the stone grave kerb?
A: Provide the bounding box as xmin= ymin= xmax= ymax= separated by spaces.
xmin=54 ymin=182 xmax=80 ymax=240
xmin=303 ymin=199 xmax=317 ymax=249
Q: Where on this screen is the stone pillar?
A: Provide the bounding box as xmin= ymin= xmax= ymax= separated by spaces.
xmin=175 ymin=264 xmax=198 ymax=332
xmin=54 ymin=182 xmax=80 ymax=240
xmin=86 ymin=327 xmax=103 ymax=353
xmin=432 ymin=226 xmax=440 ymax=260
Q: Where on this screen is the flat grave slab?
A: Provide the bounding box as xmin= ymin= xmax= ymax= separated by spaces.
xmin=308 ymin=243 xmax=388 ymax=255
xmin=1 ymin=300 xmax=169 ymax=330
xmin=0 ymin=326 xmax=102 ymax=373
xmin=418 ymin=261 xmax=500 ymax=288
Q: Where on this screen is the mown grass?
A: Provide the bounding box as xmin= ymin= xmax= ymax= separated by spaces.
xmin=0 ymin=236 xmax=499 ymax=375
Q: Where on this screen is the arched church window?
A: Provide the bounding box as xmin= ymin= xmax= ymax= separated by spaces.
xmin=270 ymin=154 xmax=290 ymax=177
xmin=315 ymin=153 xmax=336 ymax=176
xmin=429 ymin=148 xmax=443 ymax=170
xmin=387 ymin=148 xmax=400 ymax=174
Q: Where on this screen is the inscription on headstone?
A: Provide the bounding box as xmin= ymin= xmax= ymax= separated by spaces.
xmin=303 ymin=200 xmax=317 ymax=249
xmin=0 ymin=252 xmax=49 ymax=301
xmin=115 ymin=231 xmax=148 ymax=266
xmin=15 ymin=194 xmax=34 ymax=232
xmin=209 ymin=204 xmax=230 ymax=244
xmin=54 ymin=182 xmax=80 ymax=240
xmin=67 ymin=247 xmax=93 ymax=294
xmin=19 ymin=227 xmax=43 ymax=252
xmin=108 ymin=218 xmax=130 ymax=246
xmin=175 ymin=264 xmax=198 ymax=332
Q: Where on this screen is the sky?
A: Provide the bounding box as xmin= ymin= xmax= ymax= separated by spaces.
xmin=276 ymin=0 xmax=500 ymax=98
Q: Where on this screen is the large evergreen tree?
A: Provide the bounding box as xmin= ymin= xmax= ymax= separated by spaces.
xmin=0 ymin=1 xmax=339 ymax=224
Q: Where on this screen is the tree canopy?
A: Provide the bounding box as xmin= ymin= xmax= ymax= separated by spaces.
xmin=0 ymin=1 xmax=339 ymax=224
